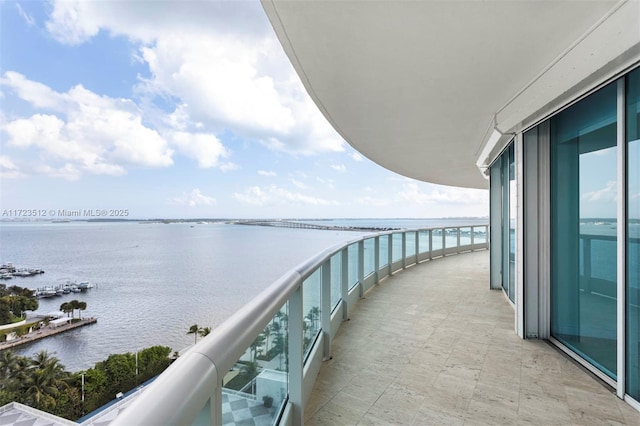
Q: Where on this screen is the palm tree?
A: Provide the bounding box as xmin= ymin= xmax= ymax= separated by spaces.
xmin=250 ymin=333 xmax=265 ymax=362
xmin=69 ymin=300 xmax=81 ymax=319
xmin=77 ymin=301 xmax=87 ymax=319
xmin=187 ymin=324 xmax=199 ymax=344
xmin=60 ymin=302 xmax=73 ymax=318
xmin=0 ymin=350 xmax=20 ymax=385
xmin=308 ymin=306 xmax=320 ymax=332
xmin=198 ymin=327 xmax=211 ymax=338
xmin=263 ymin=324 xmax=271 ymax=354
xmin=24 ymin=351 xmax=70 ymax=410
xmin=240 ymin=361 xmax=260 ymax=395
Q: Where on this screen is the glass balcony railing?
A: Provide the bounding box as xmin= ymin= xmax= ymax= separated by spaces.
xmin=111 ymin=225 xmax=489 ymax=426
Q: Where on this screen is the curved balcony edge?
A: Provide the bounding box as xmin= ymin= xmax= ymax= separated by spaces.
xmin=110 ymin=224 xmax=489 ymax=426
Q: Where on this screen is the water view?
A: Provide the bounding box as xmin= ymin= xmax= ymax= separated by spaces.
xmin=0 ymin=218 xmax=486 ymax=372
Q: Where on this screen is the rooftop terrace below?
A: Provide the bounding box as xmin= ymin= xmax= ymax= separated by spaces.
xmin=305 ymin=251 xmax=640 ymax=425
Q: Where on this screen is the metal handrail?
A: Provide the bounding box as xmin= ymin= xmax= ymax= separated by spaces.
xmin=111 ymin=225 xmax=489 ymax=425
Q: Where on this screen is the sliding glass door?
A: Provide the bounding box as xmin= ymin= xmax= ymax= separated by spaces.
xmin=550 ymin=82 xmax=618 ymax=379
xmin=626 ymin=68 xmax=640 ymax=400
xmin=494 ymin=143 xmax=516 ymax=303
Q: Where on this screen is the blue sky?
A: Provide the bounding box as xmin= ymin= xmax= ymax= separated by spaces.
xmin=0 ymin=0 xmax=489 ymax=219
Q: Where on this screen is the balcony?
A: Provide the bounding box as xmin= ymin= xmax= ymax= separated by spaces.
xmin=109 ymin=226 xmax=640 ymax=425
xmin=305 ymin=251 xmax=640 ymax=425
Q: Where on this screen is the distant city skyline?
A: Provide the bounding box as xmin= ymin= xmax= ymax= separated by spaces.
xmin=0 ymin=1 xmax=489 ymax=219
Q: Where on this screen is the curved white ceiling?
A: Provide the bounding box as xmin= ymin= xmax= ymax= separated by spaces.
xmin=262 ymin=0 xmax=636 ymax=189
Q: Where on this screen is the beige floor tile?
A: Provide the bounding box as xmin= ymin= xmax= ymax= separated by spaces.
xmin=304 ymin=251 xmax=639 ymax=425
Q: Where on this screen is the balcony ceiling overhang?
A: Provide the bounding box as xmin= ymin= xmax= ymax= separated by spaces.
xmin=262 ymin=0 xmax=639 ymax=189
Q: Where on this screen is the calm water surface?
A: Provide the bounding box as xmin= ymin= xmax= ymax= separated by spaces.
xmin=0 ymin=219 xmax=483 ymax=371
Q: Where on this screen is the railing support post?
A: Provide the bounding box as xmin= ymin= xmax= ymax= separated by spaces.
xmin=321 ymin=261 xmax=331 ymax=360
xmin=457 ymin=227 xmax=461 ymax=254
xmin=442 ymin=229 xmax=446 ymax=256
xmin=429 ymin=230 xmax=433 ymax=260
xmin=388 ymin=234 xmax=394 ymax=275
xmin=415 ymin=231 xmax=420 ymax=263
xmin=471 ymin=226 xmax=475 ymax=251
xmin=402 ymin=232 xmax=407 ymax=269
xmin=341 ymin=247 xmax=349 ymax=320
xmin=374 ymin=236 xmax=380 ymax=284
xmin=211 ymin=385 xmax=221 ymax=426
xmin=289 ymin=285 xmax=304 ymax=425
xmin=358 ymin=240 xmax=365 ymax=298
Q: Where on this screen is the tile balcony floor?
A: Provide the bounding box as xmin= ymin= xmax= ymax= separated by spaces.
xmin=305 ymin=251 xmax=640 ymax=425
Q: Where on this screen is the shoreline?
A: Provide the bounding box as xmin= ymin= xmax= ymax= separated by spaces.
xmin=0 ymin=318 xmax=97 ymax=351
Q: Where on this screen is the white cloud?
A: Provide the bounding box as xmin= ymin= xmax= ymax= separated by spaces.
xmin=233 ymin=186 xmax=270 ymax=206
xmin=46 ymin=0 xmax=271 ymax=45
xmin=44 ymin=0 xmax=345 ymax=155
xmin=2 ymin=71 xmax=65 ymax=110
xmin=35 ymin=163 xmax=83 ymax=181
xmin=582 ymin=181 xmax=617 ymax=202
xmin=0 ymin=155 xmax=25 ymax=179
xmin=398 ymin=182 xmax=488 ymax=205
xmin=170 ymin=131 xmax=228 ymax=169
xmin=258 ymin=170 xmax=276 ymax=177
xmin=316 ymin=176 xmax=335 ymax=189
xmin=290 ymin=179 xmax=307 ymax=190
xmin=1 ymin=72 xmax=174 ymax=178
xmin=234 ymin=185 xmax=338 ymax=206
xmin=351 ymin=152 xmax=364 ymax=162
xmin=16 ymin=4 xmax=35 ymax=27
xmin=170 ymin=189 xmax=216 ymax=207
xmin=219 ymin=162 xmax=239 ymax=172
xmin=330 ymin=164 xmax=347 ymax=173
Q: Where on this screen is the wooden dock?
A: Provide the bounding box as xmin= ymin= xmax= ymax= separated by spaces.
xmin=0 ymin=318 xmax=97 ymax=350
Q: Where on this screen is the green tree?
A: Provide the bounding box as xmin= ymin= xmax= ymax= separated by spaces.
xmin=77 ymin=301 xmax=87 ymax=319
xmin=307 ymin=306 xmax=320 ymax=332
xmin=60 ymin=302 xmax=73 ymax=318
xmin=138 ymin=346 xmax=172 ymax=382
xmin=0 ymin=304 xmax=12 ymax=324
xmin=198 ymin=327 xmax=211 ymax=338
xmin=97 ymin=353 xmax=136 ymax=398
xmin=187 ymin=324 xmax=200 ymax=344
xmin=240 ymin=361 xmax=260 ymax=394
xmin=0 ymin=285 xmax=38 ymax=324
xmin=250 ymin=333 xmax=265 ymax=362
xmin=0 ymin=349 xmax=20 ymax=381
xmin=23 ymin=351 xmax=70 ymax=411
xmin=69 ymin=300 xmax=81 ymax=319
xmin=262 ymin=324 xmax=271 ymax=354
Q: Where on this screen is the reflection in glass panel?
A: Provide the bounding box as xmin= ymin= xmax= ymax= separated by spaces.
xmin=392 ymin=233 xmax=403 ymax=262
xmin=330 ymin=252 xmax=341 ymax=310
xmin=222 ymin=303 xmax=288 ymax=425
xmin=379 ymin=235 xmax=389 ymax=268
xmin=363 ymin=238 xmax=375 ymax=277
xmin=474 ymin=226 xmax=487 ymax=244
xmin=502 ymin=149 xmax=510 ymax=295
xmin=432 ymin=229 xmax=443 ymax=251
xmin=551 ymin=81 xmax=617 ymax=379
xmin=303 ymin=270 xmax=321 ymax=357
xmin=348 ymin=243 xmax=359 ymax=289
xmin=508 ymin=145 xmax=516 ymax=302
xmin=418 ymin=230 xmax=430 ymax=254
xmin=627 ymin=68 xmax=640 ymax=400
xmin=445 ymin=228 xmax=457 ymax=249
xmin=406 ymin=231 xmax=416 ymax=257
xmin=459 ymin=227 xmax=471 ymax=246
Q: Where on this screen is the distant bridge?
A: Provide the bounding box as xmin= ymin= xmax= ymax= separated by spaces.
xmin=230 ymin=220 xmax=399 ymax=232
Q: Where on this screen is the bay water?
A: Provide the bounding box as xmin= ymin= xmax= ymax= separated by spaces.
xmin=0 ymin=219 xmax=485 ymax=372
